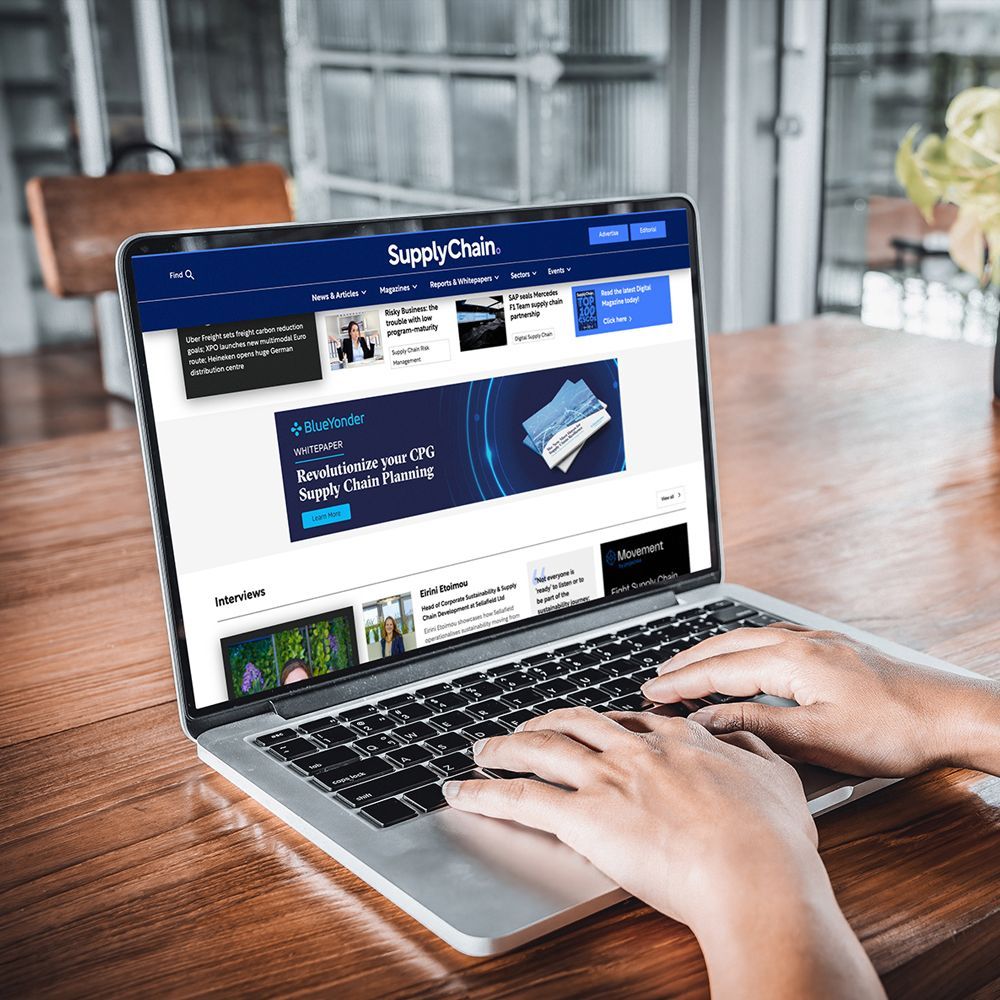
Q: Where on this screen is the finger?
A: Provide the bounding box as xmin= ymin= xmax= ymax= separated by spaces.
xmin=657 ymin=626 xmax=791 ymax=675
xmin=643 ymin=645 xmax=802 ymax=703
xmin=443 ymin=774 xmax=572 ymax=833
xmin=473 ymin=730 xmax=600 ymax=788
xmin=606 ymin=711 xmax=712 ymax=746
xmin=687 ymin=701 xmax=825 ymax=760
xmin=713 ymin=729 xmax=780 ymax=760
xmin=768 ymin=621 xmax=811 ymax=632
xmin=517 ymin=706 xmax=637 ymax=751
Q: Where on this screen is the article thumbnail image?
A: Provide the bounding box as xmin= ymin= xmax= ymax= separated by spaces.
xmin=363 ymin=592 xmax=416 ymax=662
xmin=326 ymin=311 xmax=383 ymax=370
xmin=228 ymin=636 xmax=277 ymax=697
xmin=456 ymin=296 xmax=507 ymax=352
xmin=222 ymin=606 xmax=358 ymax=700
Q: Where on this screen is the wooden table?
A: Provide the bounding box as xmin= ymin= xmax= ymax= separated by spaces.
xmin=2 ymin=317 xmax=998 ymax=998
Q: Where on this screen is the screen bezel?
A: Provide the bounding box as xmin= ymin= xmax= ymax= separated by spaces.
xmin=118 ymin=195 xmax=722 ymax=735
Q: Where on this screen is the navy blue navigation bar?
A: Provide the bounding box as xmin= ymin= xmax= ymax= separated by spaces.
xmin=132 ymin=208 xmax=689 ymax=332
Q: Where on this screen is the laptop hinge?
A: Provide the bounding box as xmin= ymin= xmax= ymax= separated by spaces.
xmin=266 ymin=588 xmax=684 ymax=720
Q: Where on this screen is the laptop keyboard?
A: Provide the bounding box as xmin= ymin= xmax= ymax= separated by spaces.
xmin=252 ymin=601 xmax=782 ymax=828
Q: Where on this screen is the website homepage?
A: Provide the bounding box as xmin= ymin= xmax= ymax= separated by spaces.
xmin=132 ymin=208 xmax=712 ymax=709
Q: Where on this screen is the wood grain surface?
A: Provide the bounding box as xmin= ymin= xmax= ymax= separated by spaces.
xmin=1 ymin=318 xmax=997 ymax=998
xmin=26 ymin=164 xmax=292 ymax=297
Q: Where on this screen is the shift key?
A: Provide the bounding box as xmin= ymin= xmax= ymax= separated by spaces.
xmin=335 ymin=764 xmax=437 ymax=808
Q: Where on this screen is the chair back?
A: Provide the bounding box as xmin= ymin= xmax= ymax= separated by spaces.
xmin=26 ymin=163 xmax=292 ymax=297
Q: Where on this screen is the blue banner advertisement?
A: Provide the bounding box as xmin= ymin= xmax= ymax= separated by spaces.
xmin=274 ymin=360 xmax=626 ymax=542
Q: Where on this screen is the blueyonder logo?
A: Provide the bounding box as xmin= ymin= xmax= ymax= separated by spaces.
xmin=605 ymin=549 xmax=617 ymax=566
xmin=290 ymin=421 xmax=303 ymax=437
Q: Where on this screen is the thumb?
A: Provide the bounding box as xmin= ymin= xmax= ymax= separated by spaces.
xmin=688 ymin=702 xmax=821 ymax=758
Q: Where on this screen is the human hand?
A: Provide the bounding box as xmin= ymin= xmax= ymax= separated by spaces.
xmin=445 ymin=707 xmax=885 ymax=999
xmin=444 ymin=708 xmax=817 ymax=931
xmin=642 ymin=625 xmax=1000 ymax=777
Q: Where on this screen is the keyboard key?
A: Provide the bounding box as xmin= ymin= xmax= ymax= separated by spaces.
xmin=631 ymin=666 xmax=657 ymax=684
xmin=706 ymin=600 xmax=734 ymax=610
xmin=424 ymin=731 xmax=469 ymax=755
xmin=267 ymin=737 xmax=318 ymax=762
xmin=387 ymin=744 xmax=434 ymax=767
xmin=312 ymin=756 xmax=392 ymax=792
xmin=395 ymin=720 xmax=438 ymax=743
xmin=536 ymin=697 xmax=573 ymax=713
xmin=523 ymin=660 xmax=564 ymax=680
xmin=403 ymin=782 xmax=447 ymax=813
xmin=616 ymin=625 xmax=649 ymax=639
xmin=388 ymin=702 xmax=433 ymax=724
xmin=336 ymin=765 xmax=438 ymax=808
xmin=500 ymin=687 xmax=545 ymax=709
xmin=520 ymin=653 xmax=556 ymax=666
xmin=601 ymin=677 xmax=641 ymax=698
xmin=349 ymin=714 xmax=395 ymax=737
xmin=609 ymin=693 xmax=647 ymax=712
xmin=462 ymin=720 xmax=508 ymax=741
xmin=485 ymin=663 xmax=520 ymax=678
xmin=377 ymin=693 xmax=415 ymax=710
xmin=604 ymin=657 xmax=636 ymax=676
xmin=710 ymin=605 xmax=755 ymax=624
xmin=500 ymin=708 xmax=537 ymax=728
xmin=569 ymin=667 xmax=606 ymax=686
xmin=297 ymin=716 xmax=340 ymax=734
xmin=353 ymin=733 xmax=400 ymax=756
xmin=561 ymin=652 xmax=603 ymax=669
xmin=591 ymin=639 xmax=630 ymax=657
xmin=465 ymin=698 xmax=508 ymax=720
xmin=631 ymin=651 xmax=664 ymax=666
xmin=431 ymin=709 xmax=475 ymax=731
xmin=292 ymin=744 xmax=360 ymax=775
xmin=491 ymin=670 xmax=533 ymax=693
xmin=484 ymin=768 xmax=532 ymax=780
xmin=647 ymin=615 xmax=678 ymax=629
xmin=746 ymin=613 xmax=780 ymax=627
xmin=568 ymin=686 xmax=608 ymax=708
xmin=452 ymin=671 xmax=488 ymax=688
xmin=309 ymin=724 xmax=356 ymax=747
xmin=359 ymin=798 xmax=417 ymax=828
xmin=554 ymin=642 xmax=588 ymax=655
xmin=338 ymin=705 xmax=379 ymax=722
xmin=464 ymin=680 xmax=502 ymax=700
xmin=255 ymin=728 xmax=298 ymax=748
xmin=430 ymin=752 xmax=477 ymax=777
xmin=535 ymin=677 xmax=575 ymax=697
xmin=424 ymin=691 xmax=468 ymax=713
xmin=414 ymin=682 xmax=453 ymax=699
xmin=675 ymin=607 xmax=703 ymax=620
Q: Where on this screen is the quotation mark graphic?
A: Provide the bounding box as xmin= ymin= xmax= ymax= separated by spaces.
xmin=290 ymin=421 xmax=302 ymax=437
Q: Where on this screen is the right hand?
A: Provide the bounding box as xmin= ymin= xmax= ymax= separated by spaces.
xmin=641 ymin=624 xmax=1000 ymax=777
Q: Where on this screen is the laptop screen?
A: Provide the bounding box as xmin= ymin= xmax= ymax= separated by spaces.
xmin=126 ymin=200 xmax=716 ymax=713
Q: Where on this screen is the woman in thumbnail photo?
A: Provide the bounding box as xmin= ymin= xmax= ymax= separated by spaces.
xmin=343 ymin=320 xmax=375 ymax=363
xmin=380 ymin=616 xmax=405 ymax=658
xmin=280 ymin=658 xmax=312 ymax=686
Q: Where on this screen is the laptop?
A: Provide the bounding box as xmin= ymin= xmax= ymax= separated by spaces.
xmin=117 ymin=195 xmax=970 ymax=956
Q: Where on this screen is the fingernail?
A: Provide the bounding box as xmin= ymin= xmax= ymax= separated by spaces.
xmin=442 ymin=780 xmax=460 ymax=799
xmin=688 ymin=708 xmax=721 ymax=731
xmin=471 ymin=738 xmax=488 ymax=756
xmin=513 ymin=721 xmax=528 ymax=732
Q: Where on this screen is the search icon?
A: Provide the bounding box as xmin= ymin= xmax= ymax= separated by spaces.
xmin=184 ymin=269 xmax=195 ymax=280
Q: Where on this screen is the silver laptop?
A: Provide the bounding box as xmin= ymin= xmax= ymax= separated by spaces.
xmin=117 ymin=196 xmax=968 ymax=956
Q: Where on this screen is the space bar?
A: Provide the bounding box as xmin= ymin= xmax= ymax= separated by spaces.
xmin=335 ymin=764 xmax=438 ymax=808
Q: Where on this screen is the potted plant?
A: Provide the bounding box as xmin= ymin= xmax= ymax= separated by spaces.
xmin=895 ymin=86 xmax=1000 ymax=402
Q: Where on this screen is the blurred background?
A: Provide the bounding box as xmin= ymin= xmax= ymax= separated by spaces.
xmin=1 ymin=0 xmax=998 ymax=445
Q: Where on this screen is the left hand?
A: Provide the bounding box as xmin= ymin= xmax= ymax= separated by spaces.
xmin=444 ymin=706 xmax=818 ymax=933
